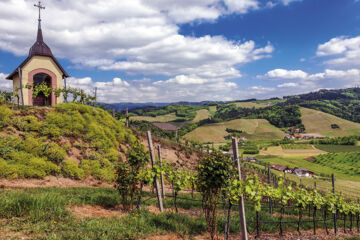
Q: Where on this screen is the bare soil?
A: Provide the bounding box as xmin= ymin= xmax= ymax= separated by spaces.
xmin=0 ymin=176 xmax=112 ymax=189
xmin=68 ymin=205 xmax=126 ymax=219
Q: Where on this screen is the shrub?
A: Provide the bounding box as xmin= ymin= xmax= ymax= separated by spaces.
xmin=0 ymin=106 xmax=13 ymax=129
xmin=44 ymin=143 xmax=66 ymax=164
xmin=61 ymin=161 xmax=84 ymax=180
xmin=41 ymin=124 xmax=62 ymax=138
xmin=80 ymin=159 xmax=116 ymax=182
xmin=20 ymin=135 xmax=45 ymax=156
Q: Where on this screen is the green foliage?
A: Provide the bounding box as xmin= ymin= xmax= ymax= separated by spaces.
xmin=44 ymin=142 xmax=66 ymax=164
xmin=0 ymin=102 xmax=137 ymax=181
xmin=0 ymin=105 xmax=12 ymax=129
xmin=115 ymin=140 xmax=149 ymax=210
xmin=284 ymin=88 xmax=360 ymax=123
xmin=214 ymin=104 xmax=302 ymax=128
xmin=80 ymin=159 xmax=116 ymax=182
xmin=315 ymin=152 xmax=360 ymax=176
xmin=61 ymin=161 xmax=85 ymax=180
xmin=315 ymin=144 xmax=360 ymax=153
xmin=281 ymin=144 xmax=313 ymax=150
xmin=310 ymin=136 xmax=359 ymax=145
xmin=197 ymin=151 xmax=234 ymax=240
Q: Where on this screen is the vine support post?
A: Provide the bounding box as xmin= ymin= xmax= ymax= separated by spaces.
xmin=157 ymin=145 xmax=165 ymax=199
xmin=18 ymin=68 xmax=24 ymax=109
xmin=147 ymin=131 xmax=164 ymax=212
xmin=94 ymin=87 xmax=97 ymax=106
xmin=232 ymin=137 xmax=248 ymax=240
xmin=332 ymin=173 xmax=337 ymax=235
xmin=313 ymin=182 xmax=317 ymax=235
xmin=126 ymin=107 xmax=129 ymax=128
xmin=268 ymin=165 xmax=273 ymax=215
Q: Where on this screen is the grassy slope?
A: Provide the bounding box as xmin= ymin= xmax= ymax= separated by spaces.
xmin=233 ymin=102 xmax=269 ymax=108
xmin=130 ymin=113 xmax=179 ymax=122
xmin=184 ymin=119 xmax=285 ymax=143
xmin=301 ymin=107 xmax=360 ymax=137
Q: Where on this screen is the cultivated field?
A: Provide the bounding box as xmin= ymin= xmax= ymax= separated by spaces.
xmin=315 ymin=144 xmax=360 ymax=153
xmin=260 ymin=146 xmax=325 ymax=157
xmin=301 ymin=108 xmax=360 ymax=137
xmin=184 ymin=119 xmax=285 ymax=143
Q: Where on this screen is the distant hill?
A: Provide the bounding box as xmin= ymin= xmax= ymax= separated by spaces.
xmin=103 ymin=101 xmax=224 ymax=112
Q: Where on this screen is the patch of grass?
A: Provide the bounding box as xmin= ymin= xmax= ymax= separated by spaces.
xmin=301 ymin=108 xmax=360 ymax=137
xmin=281 ymin=144 xmax=313 ymax=150
xmin=315 ymin=144 xmax=360 ymax=153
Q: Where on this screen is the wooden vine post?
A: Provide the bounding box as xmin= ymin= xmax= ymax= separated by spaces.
xmin=157 ymin=145 xmax=166 ymax=199
xmin=268 ymin=165 xmax=273 ymax=215
xmin=332 ymin=173 xmax=337 ymax=235
xmin=18 ymin=68 xmax=24 ymax=109
xmin=147 ymin=131 xmax=164 ymax=212
xmin=126 ymin=107 xmax=129 ymax=128
xmin=232 ymin=137 xmax=248 ymax=240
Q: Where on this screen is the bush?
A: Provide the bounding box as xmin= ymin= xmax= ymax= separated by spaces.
xmin=61 ymin=161 xmax=84 ymax=180
xmin=80 ymin=159 xmax=116 ymax=182
xmin=44 ymin=143 xmax=66 ymax=164
xmin=0 ymin=106 xmax=12 ymax=129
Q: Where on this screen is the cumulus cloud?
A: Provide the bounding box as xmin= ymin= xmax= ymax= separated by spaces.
xmin=0 ymin=0 xmax=277 ymax=103
xmin=0 ymin=73 xmax=12 ymax=91
xmin=259 ymin=68 xmax=360 ymax=96
xmin=65 ymin=75 xmax=240 ymax=103
xmin=317 ymin=36 xmax=360 ymax=67
xmin=262 ymin=69 xmax=308 ymax=79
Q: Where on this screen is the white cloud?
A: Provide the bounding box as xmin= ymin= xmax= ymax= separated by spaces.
xmin=0 ymin=0 xmax=274 ymax=103
xmin=65 ymin=75 xmax=240 ymax=103
xmin=263 ymin=69 xmax=308 ymax=79
xmin=0 ymin=73 xmax=12 ymax=91
xmin=259 ymin=68 xmax=360 ymax=95
xmin=280 ymin=0 xmax=301 ymax=5
xmin=223 ymin=0 xmax=259 ymax=13
xmin=317 ymin=36 xmax=360 ymax=67
xmin=277 ymin=82 xmax=298 ymax=88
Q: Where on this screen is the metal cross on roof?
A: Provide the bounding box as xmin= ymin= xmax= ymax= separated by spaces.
xmin=34 ymin=1 xmax=45 ymax=28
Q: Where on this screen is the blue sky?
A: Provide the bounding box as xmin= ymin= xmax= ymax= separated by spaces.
xmin=0 ymin=0 xmax=359 ymax=102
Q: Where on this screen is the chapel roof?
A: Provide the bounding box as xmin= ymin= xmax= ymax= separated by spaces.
xmin=6 ymin=22 xmax=69 ymax=80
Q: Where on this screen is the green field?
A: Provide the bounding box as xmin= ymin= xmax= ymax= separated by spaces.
xmin=184 ymin=119 xmax=285 ymax=143
xmin=281 ymin=144 xmax=314 ymax=150
xmin=315 ymin=144 xmax=360 ymax=153
xmin=301 ymin=108 xmax=360 ymax=137
xmin=131 ymin=113 xmax=179 ymax=122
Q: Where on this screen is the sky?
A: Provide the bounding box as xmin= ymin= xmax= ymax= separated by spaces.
xmin=0 ymin=0 xmax=360 ymax=103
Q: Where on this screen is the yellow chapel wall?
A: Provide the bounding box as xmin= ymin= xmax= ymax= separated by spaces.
xmin=20 ymin=55 xmax=64 ymax=105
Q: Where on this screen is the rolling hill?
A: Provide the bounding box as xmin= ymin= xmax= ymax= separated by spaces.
xmin=184 ymin=119 xmax=285 ymax=143
xmin=301 ymin=107 xmax=360 ymax=137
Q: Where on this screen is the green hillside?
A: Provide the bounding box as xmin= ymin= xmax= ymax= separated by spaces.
xmin=0 ymin=103 xmax=138 ymax=181
xmin=184 ymin=119 xmax=285 ymax=143
xmin=301 ymin=107 xmax=360 ymax=137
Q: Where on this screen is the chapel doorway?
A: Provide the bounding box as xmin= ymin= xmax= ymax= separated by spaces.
xmin=33 ymin=73 xmax=52 ymax=106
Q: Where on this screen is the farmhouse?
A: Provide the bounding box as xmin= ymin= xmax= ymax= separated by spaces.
xmin=270 ymin=164 xmax=292 ymax=173
xmin=293 ymin=168 xmax=314 ymax=177
xmin=6 ymin=2 xmax=69 ymax=106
